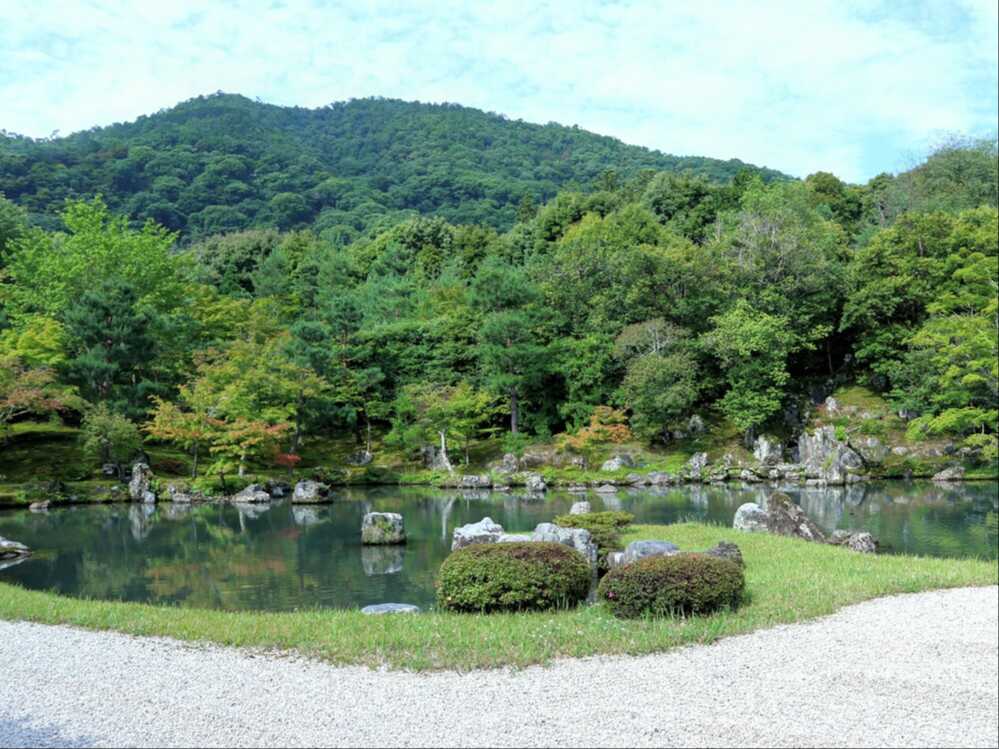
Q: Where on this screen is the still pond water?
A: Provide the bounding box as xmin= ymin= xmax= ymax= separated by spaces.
xmin=1 ymin=481 xmax=996 ymax=611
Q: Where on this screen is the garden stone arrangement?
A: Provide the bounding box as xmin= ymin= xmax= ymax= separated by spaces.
xmin=734 ymin=492 xmax=878 ymax=553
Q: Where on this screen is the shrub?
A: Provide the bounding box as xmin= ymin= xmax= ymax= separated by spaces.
xmin=556 ymin=406 xmax=632 ymax=452
xmin=553 ymin=511 xmax=635 ymax=570
xmin=597 ymin=553 xmax=744 ymax=619
xmin=437 ymin=542 xmax=591 ymax=613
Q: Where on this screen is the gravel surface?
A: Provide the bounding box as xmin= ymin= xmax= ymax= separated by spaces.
xmin=1 ymin=587 xmax=997 ymax=748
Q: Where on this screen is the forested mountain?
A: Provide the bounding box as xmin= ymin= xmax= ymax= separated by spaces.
xmin=0 ymin=93 xmax=995 ymax=490
xmin=0 ymin=93 xmax=786 ymax=242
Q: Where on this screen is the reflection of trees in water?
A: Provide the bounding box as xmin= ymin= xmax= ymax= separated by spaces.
xmin=0 ymin=481 xmax=994 ymax=611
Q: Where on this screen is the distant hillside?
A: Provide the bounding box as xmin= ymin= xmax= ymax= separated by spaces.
xmin=0 ymin=93 xmax=787 ymax=241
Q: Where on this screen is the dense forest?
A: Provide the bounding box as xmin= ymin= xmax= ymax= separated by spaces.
xmin=0 ymin=94 xmax=996 ymax=489
xmin=0 ymin=93 xmax=785 ymax=242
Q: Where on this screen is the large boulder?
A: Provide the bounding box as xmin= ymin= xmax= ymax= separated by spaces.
xmin=420 ymin=445 xmax=453 ymax=472
xmin=829 ymin=530 xmax=878 ymax=554
xmin=621 ymin=540 xmax=679 ymax=565
xmin=569 ymin=500 xmax=591 ymax=515
xmin=459 ymin=474 xmax=492 ymax=489
xmin=361 ymin=512 xmax=406 ymax=545
xmin=292 ymin=480 xmax=330 ymax=503
xmin=798 ymin=426 xmax=863 ymax=484
xmin=265 ymin=480 xmax=292 ymax=498
xmin=685 ymin=452 xmax=708 ymax=480
xmin=932 ymin=465 xmax=965 ymax=482
xmin=734 ymin=493 xmax=826 ymax=543
xmin=601 ymin=453 xmax=636 ymax=472
xmin=853 ymin=436 xmax=889 ymax=465
xmin=523 ymin=472 xmax=547 ymax=493
xmin=128 ymin=462 xmax=156 ymax=503
xmin=0 ymin=536 xmax=31 ymax=560
xmin=232 ymin=484 xmax=272 ymax=503
xmin=753 ymin=435 xmax=783 ymax=466
xmin=492 ymin=453 xmax=519 ymax=474
xmin=451 ymin=517 xmax=504 ymax=550
xmin=531 ymin=523 xmax=598 ymax=567
xmin=733 ymin=502 xmax=770 ymax=533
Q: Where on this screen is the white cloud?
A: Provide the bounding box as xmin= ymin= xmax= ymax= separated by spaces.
xmin=2 ymin=0 xmax=996 ymax=181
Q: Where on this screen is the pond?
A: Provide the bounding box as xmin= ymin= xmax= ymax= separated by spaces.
xmin=1 ymin=480 xmax=996 ymax=611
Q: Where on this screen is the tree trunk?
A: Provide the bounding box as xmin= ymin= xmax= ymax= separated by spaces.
xmin=238 ymin=450 xmax=246 ymax=478
xmin=365 ymin=418 xmax=372 ymax=453
xmin=292 ymin=393 xmax=303 ymax=453
xmin=510 ymin=389 xmax=519 ymax=434
xmin=191 ymin=443 xmax=199 ymax=478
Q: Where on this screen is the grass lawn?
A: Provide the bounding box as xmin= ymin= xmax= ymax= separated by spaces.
xmin=1 ymin=522 xmax=995 ymax=671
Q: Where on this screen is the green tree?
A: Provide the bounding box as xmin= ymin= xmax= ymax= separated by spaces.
xmin=80 ymin=403 xmax=143 ymax=477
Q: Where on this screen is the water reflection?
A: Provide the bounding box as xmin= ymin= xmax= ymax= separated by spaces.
xmin=0 ymin=480 xmax=994 ymax=612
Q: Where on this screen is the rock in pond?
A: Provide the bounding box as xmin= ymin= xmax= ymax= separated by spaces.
xmin=0 ymin=536 xmax=31 ymax=560
xmin=361 ymin=603 xmax=420 ymax=615
xmin=733 ymin=502 xmax=770 ymax=533
xmin=232 ymin=484 xmax=272 ymax=503
xmin=361 ymin=512 xmax=406 ymax=545
xmin=28 ymin=501 xmax=50 ymax=513
xmin=459 ymin=474 xmax=492 ymax=489
xmin=798 ymin=426 xmax=863 ymax=484
xmin=932 ymin=465 xmax=965 ymax=482
xmin=569 ymin=500 xmax=591 ymax=515
xmin=128 ymin=461 xmax=156 ymax=503
xmin=523 ymin=472 xmax=547 ymax=493
xmin=292 ymin=480 xmax=331 ymax=503
xmin=452 ymin=517 xmax=504 ymax=550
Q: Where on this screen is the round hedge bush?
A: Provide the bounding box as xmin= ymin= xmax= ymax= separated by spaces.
xmin=437 ymin=542 xmax=591 ymax=613
xmin=597 ymin=553 xmax=744 ymax=619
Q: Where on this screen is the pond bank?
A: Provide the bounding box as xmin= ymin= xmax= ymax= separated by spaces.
xmin=1 ymin=586 xmax=996 ymax=748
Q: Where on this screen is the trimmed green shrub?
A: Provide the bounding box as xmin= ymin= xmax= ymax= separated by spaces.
xmin=597 ymin=553 xmax=744 ymax=619
xmin=437 ymin=542 xmax=591 ymax=613
xmin=553 ymin=511 xmax=634 ymax=570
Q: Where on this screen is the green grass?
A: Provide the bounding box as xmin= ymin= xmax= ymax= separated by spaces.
xmin=1 ymin=522 xmax=994 ymax=671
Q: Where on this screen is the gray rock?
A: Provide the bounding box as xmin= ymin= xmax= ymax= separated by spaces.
xmin=824 ymin=396 xmax=839 ymax=414
xmin=532 ymin=523 xmax=597 ymax=567
xmin=0 ymin=536 xmax=31 ymax=560
xmin=361 ymin=545 xmax=405 ymax=575
xmin=232 ymin=484 xmax=271 ymax=503
xmin=523 ymin=472 xmax=546 ymax=493
xmin=265 ymin=480 xmax=292 ymax=498
xmin=601 ymin=454 xmax=636 ymax=471
xmin=829 ymin=530 xmax=878 ymax=554
xmin=128 ymin=462 xmax=155 ymax=503
xmin=733 ymin=502 xmax=771 ymax=533
xmin=621 ymin=540 xmax=679 ymax=564
xmin=459 ymin=474 xmax=492 ymax=489
xmin=569 ymin=501 xmax=591 ymax=515
xmin=892 ymin=446 xmax=909 ymax=456
xmin=361 ymin=512 xmax=406 ymax=545
xmin=753 ymin=435 xmax=783 ymax=466
xmin=420 ymin=445 xmax=453 ymax=472
xmin=347 ymin=450 xmax=373 ymax=466
xmin=686 ymin=452 xmax=708 ymax=480
xmin=704 ymin=541 xmax=744 ymax=566
xmin=854 ymin=436 xmax=889 ymax=465
xmin=496 ymin=533 xmax=533 ymax=543
xmin=451 ymin=517 xmax=504 ymax=550
xmin=28 ymin=501 xmax=50 ymax=513
xmin=687 ymin=414 xmax=706 ymax=434
xmin=647 ymin=471 xmax=673 ymax=485
xmin=740 ymin=469 xmax=763 ymax=483
xmin=606 ymin=551 xmax=626 ymax=569
xmin=932 ymin=466 xmax=965 ymax=482
xmin=491 ymin=453 xmax=520 ymax=474
xmin=292 ymin=480 xmax=330 ymax=503
xmin=360 ymin=603 xmax=419 ymax=615
xmin=798 ymin=427 xmax=863 ymax=484
xmin=594 ymin=484 xmax=618 ymax=494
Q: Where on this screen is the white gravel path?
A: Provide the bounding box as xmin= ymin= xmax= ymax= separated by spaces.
xmin=1 ymin=586 xmax=996 ymax=748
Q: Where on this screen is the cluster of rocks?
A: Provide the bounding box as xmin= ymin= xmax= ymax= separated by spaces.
xmin=733 ymin=491 xmax=877 ymax=553
xmin=439 ymin=470 xmax=547 ymax=494
xmin=605 ymin=539 xmax=743 ymax=570
xmin=450 ymin=517 xmax=598 ymax=567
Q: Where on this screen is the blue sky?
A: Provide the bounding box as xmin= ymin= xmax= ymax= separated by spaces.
xmin=2 ymin=0 xmax=996 ymax=182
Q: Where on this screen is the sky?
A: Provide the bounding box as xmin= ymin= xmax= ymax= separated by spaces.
xmin=2 ymin=0 xmax=996 ymax=182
